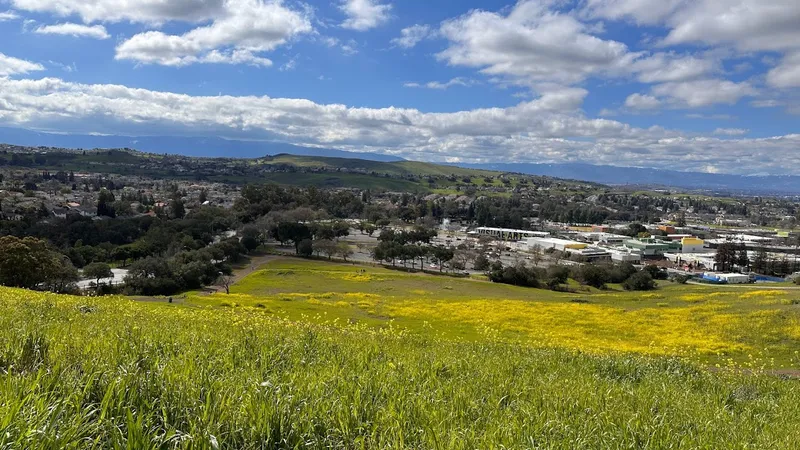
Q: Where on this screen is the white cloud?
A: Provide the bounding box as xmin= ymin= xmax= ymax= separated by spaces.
xmin=0 ymin=10 xmax=20 ymax=21
xmin=713 ymin=128 xmax=748 ymax=136
xmin=767 ymin=52 xmax=800 ymax=88
xmin=279 ymin=55 xmax=297 ymax=71
xmin=391 ymin=24 xmax=431 ymax=49
xmin=581 ymin=0 xmax=685 ymax=25
xmin=1 ymin=76 xmax=800 ymax=174
xmin=115 ymin=0 xmax=311 ymax=67
xmin=651 ymin=79 xmax=756 ymax=107
xmin=630 ymin=53 xmax=716 ymax=83
xmin=10 ymin=0 xmax=227 ymax=24
xmin=0 ymin=53 xmax=45 ymax=77
xmin=438 ymin=1 xmax=639 ymax=87
xmin=660 ymin=0 xmax=800 ymax=52
xmin=404 ymin=77 xmax=476 ymax=90
xmin=35 ymin=23 xmax=110 ymax=39
xmin=340 ymin=0 xmax=391 ymax=31
xmin=624 ymin=93 xmax=660 ymax=109
xmin=320 ymin=37 xmax=359 ymax=56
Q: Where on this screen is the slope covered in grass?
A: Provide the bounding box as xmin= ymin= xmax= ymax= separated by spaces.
xmin=1 ymin=287 xmax=799 ymax=448
xmin=190 ymin=259 xmax=800 ymax=369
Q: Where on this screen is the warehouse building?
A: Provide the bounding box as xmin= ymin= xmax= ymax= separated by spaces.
xmin=526 ymin=237 xmax=588 ymax=252
xmin=472 ymin=227 xmax=549 ymax=241
xmin=624 ymin=238 xmax=681 ymax=257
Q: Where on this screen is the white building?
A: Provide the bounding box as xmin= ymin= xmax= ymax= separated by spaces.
xmin=525 ymin=237 xmax=588 ymax=253
xmin=717 ymin=273 xmax=750 ymax=284
xmin=472 ymin=227 xmax=549 ymax=241
xmin=608 ymin=248 xmax=643 ymax=263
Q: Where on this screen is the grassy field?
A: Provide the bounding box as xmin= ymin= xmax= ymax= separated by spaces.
xmin=188 ymin=259 xmax=800 ymax=370
xmin=2 ymin=286 xmax=800 ymax=448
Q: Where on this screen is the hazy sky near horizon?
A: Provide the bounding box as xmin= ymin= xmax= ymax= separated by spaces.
xmin=0 ymin=0 xmax=799 ymax=175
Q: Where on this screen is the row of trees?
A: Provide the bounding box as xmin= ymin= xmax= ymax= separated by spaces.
xmin=486 ymin=261 xmax=664 ymax=292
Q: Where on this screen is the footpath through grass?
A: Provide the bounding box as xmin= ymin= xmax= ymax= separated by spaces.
xmin=189 ymin=259 xmax=800 ymax=370
xmin=1 ymin=287 xmax=800 ymax=448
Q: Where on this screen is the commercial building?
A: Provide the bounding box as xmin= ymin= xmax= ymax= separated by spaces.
xmin=704 ymin=273 xmax=750 ymax=284
xmin=569 ymin=247 xmax=612 ymax=262
xmin=680 ymin=237 xmax=706 ymax=253
xmin=624 ymin=238 xmax=681 ymax=257
xmin=526 ymin=237 xmax=588 ymax=252
xmin=576 ymin=232 xmax=629 ymax=245
xmin=472 ymin=227 xmax=549 ymax=241
xmin=608 ymin=248 xmax=643 ymax=263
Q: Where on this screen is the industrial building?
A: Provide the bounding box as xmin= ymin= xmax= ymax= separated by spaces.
xmin=472 ymin=227 xmax=549 ymax=241
xmin=526 ymin=237 xmax=588 ymax=252
xmin=624 ymin=238 xmax=681 ymax=257
xmin=680 ymin=237 xmax=706 ymax=253
xmin=703 ymin=273 xmax=750 ymax=284
xmin=607 ymin=248 xmax=643 ymax=263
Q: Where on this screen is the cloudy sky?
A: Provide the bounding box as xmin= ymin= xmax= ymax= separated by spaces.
xmin=0 ymin=0 xmax=799 ymax=175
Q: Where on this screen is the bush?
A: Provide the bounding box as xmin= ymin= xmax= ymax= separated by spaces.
xmin=488 ymin=263 xmax=540 ymax=288
xmin=623 ymin=271 xmax=657 ymax=291
xmin=574 ymin=265 xmax=608 ymax=289
xmin=297 ymin=239 xmax=314 ymax=258
xmin=643 ymin=265 xmax=668 ymax=280
xmin=473 ymin=254 xmax=490 ymax=271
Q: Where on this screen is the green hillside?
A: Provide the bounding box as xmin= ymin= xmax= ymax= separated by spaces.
xmin=2 ymin=286 xmax=800 ymax=448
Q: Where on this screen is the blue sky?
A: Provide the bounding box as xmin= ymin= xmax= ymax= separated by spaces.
xmin=0 ymin=0 xmax=799 ymax=175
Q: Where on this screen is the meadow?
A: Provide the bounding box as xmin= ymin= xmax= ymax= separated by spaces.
xmin=189 ymin=259 xmax=800 ymax=370
xmin=2 ymin=287 xmax=800 ymax=448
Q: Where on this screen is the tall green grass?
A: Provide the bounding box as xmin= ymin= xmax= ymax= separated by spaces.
xmin=1 ymin=288 xmax=799 ymax=449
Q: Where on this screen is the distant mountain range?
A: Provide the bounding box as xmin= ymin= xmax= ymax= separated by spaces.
xmin=0 ymin=127 xmax=404 ymax=163
xmin=1 ymin=127 xmax=798 ymax=195
xmin=453 ymin=163 xmax=800 ymax=196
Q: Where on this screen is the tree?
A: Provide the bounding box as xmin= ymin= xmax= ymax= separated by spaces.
xmin=642 ymin=265 xmax=668 ymax=280
xmin=474 ymin=254 xmax=490 ymax=271
xmin=714 ymin=242 xmax=737 ymax=272
xmin=736 ymin=244 xmax=750 ymax=271
xmin=297 ymin=239 xmax=314 ymax=257
xmin=313 ymin=239 xmax=338 ymax=259
xmin=335 ymin=242 xmax=354 ymax=262
xmin=83 ymin=262 xmax=114 ymax=293
xmin=43 ymin=257 xmax=79 ymax=294
xmin=575 ymin=265 xmax=608 ymax=289
xmin=0 ymin=236 xmax=60 ymax=289
xmin=216 ymin=274 xmax=234 ymax=294
xmin=623 ymin=271 xmax=656 ymax=291
xmin=431 ymin=247 xmax=455 ymax=272
xmin=752 ymin=246 xmax=768 ymax=274
xmin=240 ymin=225 xmax=262 ymax=252
xmin=171 ymin=199 xmax=186 ymax=219
xmin=545 ymin=265 xmax=571 ymax=289
xmin=97 ymin=189 xmax=116 ymax=218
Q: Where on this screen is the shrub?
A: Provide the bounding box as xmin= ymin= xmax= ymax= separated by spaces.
xmin=623 ymin=271 xmax=657 ymax=291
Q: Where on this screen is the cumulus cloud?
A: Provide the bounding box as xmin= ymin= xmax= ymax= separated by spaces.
xmin=114 ymin=0 xmax=311 ymax=67
xmin=624 ymin=93 xmax=660 ymax=110
xmin=340 ymin=0 xmax=391 ymax=31
xmin=581 ymin=0 xmax=685 ymax=25
xmin=404 ymin=77 xmax=476 ymax=90
xmin=0 ymin=53 xmax=45 ymax=77
xmin=391 ymin=24 xmax=431 ymax=49
xmin=0 ymin=10 xmax=20 ymax=21
xmin=10 ymin=0 xmax=227 ymax=24
xmin=35 ymin=23 xmax=110 ymax=39
xmin=3 ymin=76 xmax=799 ymax=174
xmin=713 ymin=128 xmax=748 ymax=136
xmin=767 ymin=52 xmax=800 ymax=88
xmin=650 ymin=79 xmax=756 ymax=107
xmin=438 ymin=1 xmax=638 ymax=86
xmin=435 ymin=0 xmax=724 ymax=98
